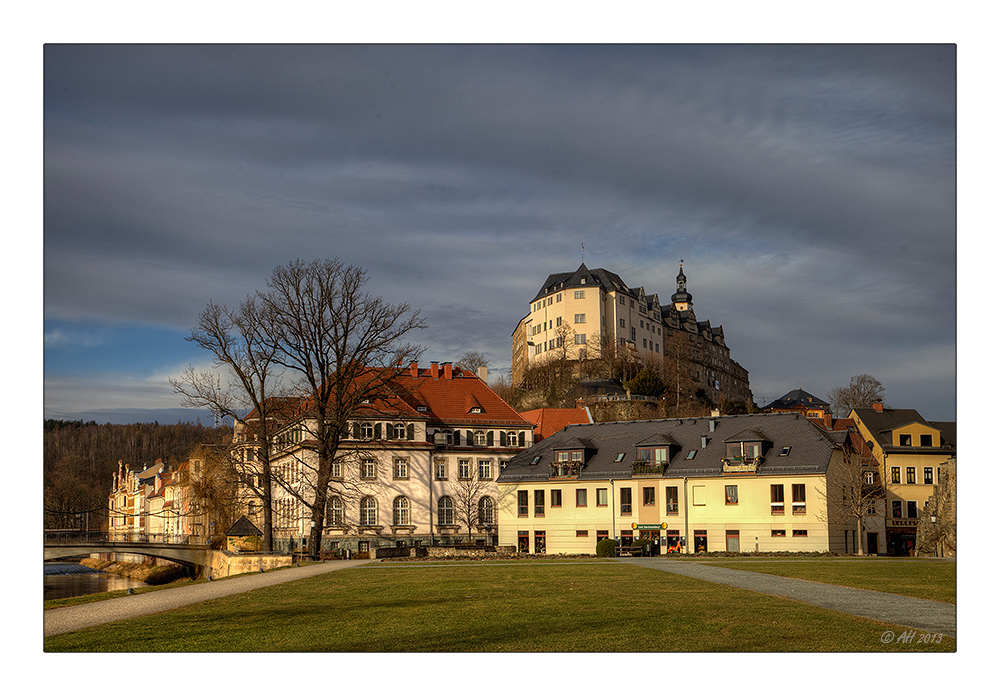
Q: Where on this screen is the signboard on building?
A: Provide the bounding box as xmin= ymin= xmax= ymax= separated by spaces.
xmin=631 ymin=523 xmax=668 ymax=530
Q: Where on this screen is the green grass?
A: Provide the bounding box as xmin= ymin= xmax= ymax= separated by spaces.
xmin=705 ymin=560 xmax=956 ymax=604
xmin=45 ymin=562 xmax=954 ymax=652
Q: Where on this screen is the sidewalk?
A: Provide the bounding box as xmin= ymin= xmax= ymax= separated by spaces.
xmin=620 ymin=558 xmax=956 ymax=637
xmin=44 ymin=560 xmax=372 ymax=638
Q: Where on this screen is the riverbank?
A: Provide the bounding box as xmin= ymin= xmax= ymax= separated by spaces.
xmin=80 ymin=557 xmax=192 ymax=585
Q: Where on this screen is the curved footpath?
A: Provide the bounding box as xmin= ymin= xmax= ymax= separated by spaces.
xmin=620 ymin=558 xmax=956 ymax=638
xmin=44 ymin=559 xmax=373 ymax=638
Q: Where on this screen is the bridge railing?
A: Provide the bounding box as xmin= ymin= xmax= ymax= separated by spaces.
xmin=44 ymin=531 xmax=211 ymax=546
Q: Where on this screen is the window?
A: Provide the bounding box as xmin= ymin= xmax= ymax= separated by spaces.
xmin=619 ymin=318 xmax=626 ymax=328
xmin=518 ymin=531 xmax=529 ymax=553
xmin=534 ymin=530 xmax=546 ymax=554
xmin=360 ymin=497 xmax=378 ymax=526
xmin=620 ymin=487 xmax=633 ymax=515
xmin=576 ymin=530 xmax=589 ymax=537
xmin=891 ymin=467 xmax=901 ymax=484
xmin=614 ymin=452 xmax=626 ymax=462
xmin=906 ymin=467 xmax=916 ymax=484
xmin=685 ymin=450 xmax=697 ymax=460
xmin=573 ymin=313 xmax=587 ymax=324
xmin=361 ymin=459 xmax=376 ymax=479
xmin=597 ymin=529 xmax=609 ymax=541
xmin=551 ymin=489 xmax=562 ymax=507
xmin=899 ymin=434 xmax=912 ymax=446
xmin=575 ymin=333 xmax=587 ymax=344
xmin=474 ymin=431 xmax=487 ymax=446
xmin=478 ymin=497 xmax=495 ymax=526
xmin=792 ymin=484 xmax=806 ymax=514
xmin=459 ymin=459 xmax=472 ymax=480
xmin=726 ymin=441 xmax=761 ymax=459
xmin=891 ymin=500 xmax=902 ymax=518
xmin=394 ymin=458 xmax=409 ymax=479
xmin=576 ymin=489 xmax=588 ymax=507
xmin=643 ymin=487 xmax=655 ymax=506
xmin=478 ymin=459 xmax=493 ymax=480
xmin=597 ymin=488 xmax=608 ymax=506
xmin=666 ymin=486 xmax=679 ymax=514
xmin=360 ymin=422 xmax=374 ymax=439
xmin=438 ymin=496 xmax=455 ymax=525
xmin=906 ymin=501 xmax=918 ymax=518
xmin=792 ymin=529 xmax=808 ymax=537
xmin=770 ymin=484 xmax=785 ymax=514
xmin=779 ymin=446 xmax=792 ymax=456
xmin=325 ymin=497 xmax=344 ymax=527
xmin=392 ymin=422 xmax=407 ymax=440
xmin=771 ymin=529 xmax=786 ymax=537
xmin=574 ymin=290 xmax=585 ymax=299
xmin=393 ymin=497 xmax=410 ymax=526
xmin=556 ymin=293 xmax=562 ymax=302
xmin=517 ymin=490 xmax=528 ymax=517
xmin=534 ymin=490 xmax=545 ymax=516
xmin=725 ymin=485 xmax=739 ymax=505
xmin=864 ymin=471 xmax=875 ymax=485
xmin=924 ymin=467 xmax=934 ymax=484
xmin=332 ymin=460 xmax=342 ymax=479
xmin=434 ymin=458 xmax=448 ymax=480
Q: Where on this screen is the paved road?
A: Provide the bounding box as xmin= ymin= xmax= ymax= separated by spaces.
xmin=620 ymin=558 xmax=956 ymax=637
xmin=44 ymin=560 xmax=372 ymax=638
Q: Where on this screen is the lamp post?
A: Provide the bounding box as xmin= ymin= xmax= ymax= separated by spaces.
xmin=930 ymin=514 xmax=938 ymax=558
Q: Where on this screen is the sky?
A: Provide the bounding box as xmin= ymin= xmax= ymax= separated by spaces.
xmin=41 ymin=42 xmax=959 ymax=424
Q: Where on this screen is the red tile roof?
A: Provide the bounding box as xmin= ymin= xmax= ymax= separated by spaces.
xmin=520 ymin=407 xmax=592 ymax=440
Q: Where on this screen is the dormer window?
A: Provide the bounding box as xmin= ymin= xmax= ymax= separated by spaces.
xmin=470 ymin=407 xmax=483 ymax=414
xmin=726 ymin=442 xmax=761 ymax=460
xmin=392 ymin=423 xmax=407 ymax=440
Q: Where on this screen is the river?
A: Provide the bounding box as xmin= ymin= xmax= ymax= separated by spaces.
xmin=44 ymin=562 xmax=149 ymax=601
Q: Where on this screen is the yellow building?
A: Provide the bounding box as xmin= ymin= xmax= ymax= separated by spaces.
xmin=850 ymin=403 xmax=956 ymax=556
xmin=511 ymin=262 xmax=751 ymax=405
xmin=497 ymin=412 xmax=860 ymax=555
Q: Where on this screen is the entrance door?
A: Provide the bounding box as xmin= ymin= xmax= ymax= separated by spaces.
xmin=726 ymin=530 xmax=739 ymax=553
xmin=866 ymin=532 xmax=879 ymax=555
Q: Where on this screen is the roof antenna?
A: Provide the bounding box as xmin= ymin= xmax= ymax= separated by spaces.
xmin=581 ymin=243 xmax=585 ymax=264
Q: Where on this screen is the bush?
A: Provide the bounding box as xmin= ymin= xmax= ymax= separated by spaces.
xmin=596 ymin=539 xmax=617 ymax=557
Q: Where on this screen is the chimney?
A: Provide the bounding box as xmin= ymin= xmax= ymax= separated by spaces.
xmin=477 ymin=365 xmax=488 ymax=382
xmin=430 ymin=361 xmax=439 ymax=379
xmin=443 ymin=362 xmax=453 ymax=380
xmin=410 ymin=361 xmax=419 ymax=379
xmin=873 ymin=400 xmax=883 ymax=412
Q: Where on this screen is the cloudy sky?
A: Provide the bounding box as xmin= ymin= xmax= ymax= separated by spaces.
xmin=42 ymin=43 xmax=958 ymax=424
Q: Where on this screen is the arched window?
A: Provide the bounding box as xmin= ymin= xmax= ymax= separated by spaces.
xmin=393 ymin=423 xmax=407 ymax=440
xmin=325 ymin=497 xmax=344 ymax=527
xmin=474 ymin=430 xmax=487 ymax=446
xmin=393 ymin=496 xmax=410 ymax=526
xmin=360 ymin=422 xmax=374 ymax=439
xmin=478 ymin=496 xmax=495 ymax=526
xmin=437 ymin=496 xmax=455 ymax=525
xmin=360 ymin=496 xmax=378 ymax=526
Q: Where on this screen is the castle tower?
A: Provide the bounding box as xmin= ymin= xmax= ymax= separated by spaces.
xmin=671 ymin=261 xmax=693 ymax=312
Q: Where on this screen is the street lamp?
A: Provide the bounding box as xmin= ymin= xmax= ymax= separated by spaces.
xmin=930 ymin=514 xmax=938 ymax=558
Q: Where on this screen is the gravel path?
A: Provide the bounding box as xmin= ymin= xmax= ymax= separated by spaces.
xmin=620 ymin=558 xmax=956 ymax=637
xmin=44 ymin=560 xmax=373 ymax=637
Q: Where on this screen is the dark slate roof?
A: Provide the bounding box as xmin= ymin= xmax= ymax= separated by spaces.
xmin=765 ymin=389 xmax=830 ymax=410
xmin=226 ymin=515 xmax=263 ymax=537
xmin=497 ymin=412 xmax=839 ymax=483
xmin=531 ymin=263 xmax=631 ymax=302
xmin=929 ymin=421 xmax=957 ymax=448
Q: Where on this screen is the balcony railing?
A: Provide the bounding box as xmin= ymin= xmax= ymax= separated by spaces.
xmin=632 ymin=461 xmax=666 ymax=476
xmin=721 ymin=456 xmax=761 ymax=474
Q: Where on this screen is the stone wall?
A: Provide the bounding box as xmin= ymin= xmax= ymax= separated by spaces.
xmin=916 ymin=457 xmax=956 ymax=557
xmin=205 ymin=550 xmax=294 ymax=578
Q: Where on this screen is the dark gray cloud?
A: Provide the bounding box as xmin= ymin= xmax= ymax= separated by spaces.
xmin=43 ymin=44 xmax=956 ymax=422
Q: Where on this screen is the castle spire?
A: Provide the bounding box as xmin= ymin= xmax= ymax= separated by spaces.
xmin=671 ymin=260 xmax=693 ymax=311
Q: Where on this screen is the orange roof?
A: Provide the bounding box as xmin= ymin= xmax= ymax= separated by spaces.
xmin=520 ymin=407 xmax=592 ymax=440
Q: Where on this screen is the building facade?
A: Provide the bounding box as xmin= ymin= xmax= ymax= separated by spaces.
xmin=511 ymin=262 xmax=751 ymax=406
xmin=850 ymin=403 xmax=956 ymax=556
xmin=236 ymin=362 xmax=535 ymax=555
xmin=496 ymin=412 xmax=860 ymax=555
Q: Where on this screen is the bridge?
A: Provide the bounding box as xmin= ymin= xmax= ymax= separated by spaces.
xmin=44 ymin=533 xmax=212 ymax=570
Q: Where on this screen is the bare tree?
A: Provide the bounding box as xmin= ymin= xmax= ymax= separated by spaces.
xmin=171 ymin=298 xmax=284 ymax=552
xmin=818 ymin=434 xmax=885 ymax=555
xmin=451 ymin=469 xmax=495 ymax=542
xmin=827 ymin=374 xmax=886 ymax=418
xmin=456 ymin=351 xmax=489 ymax=372
xmin=256 ymin=259 xmax=425 ymax=557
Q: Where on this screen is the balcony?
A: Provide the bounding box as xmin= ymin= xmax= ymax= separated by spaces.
xmin=721 ymin=456 xmax=761 ymax=474
xmin=632 ymin=461 xmax=666 ymax=476
xmin=549 ymin=463 xmax=582 ymax=479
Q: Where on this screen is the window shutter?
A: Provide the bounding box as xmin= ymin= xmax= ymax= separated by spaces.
xmin=466 ymin=430 xmax=474 ymax=446
xmin=407 ymin=424 xmax=415 ymax=440
xmin=374 ymin=423 xmax=382 ymax=440
xmin=487 ymin=431 xmax=494 ymax=446
xmin=519 ymin=432 xmax=526 ymax=447
xmin=352 ymin=423 xmax=360 ymax=439
xmin=499 ymin=431 xmax=507 ymax=447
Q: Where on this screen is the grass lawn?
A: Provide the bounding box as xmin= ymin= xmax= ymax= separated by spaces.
xmin=705 ymin=560 xmax=956 ymax=604
xmin=45 ymin=562 xmax=954 ymax=652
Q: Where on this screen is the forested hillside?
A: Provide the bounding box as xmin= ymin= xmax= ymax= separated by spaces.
xmin=44 ymin=420 xmax=231 ymax=530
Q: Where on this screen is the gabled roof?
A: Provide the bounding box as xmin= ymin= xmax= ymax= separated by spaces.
xmin=724 ymin=428 xmax=769 ymax=443
xmin=766 ymin=389 xmax=830 ymax=411
xmin=851 ymin=407 xmax=956 ymax=453
xmin=226 ymin=515 xmax=263 ymax=537
xmin=531 ymin=263 xmax=632 ymax=302
xmin=634 ymin=433 xmax=679 ymax=447
xmin=391 ymin=366 xmax=531 ymax=428
xmin=498 ymin=412 xmax=839 ymax=483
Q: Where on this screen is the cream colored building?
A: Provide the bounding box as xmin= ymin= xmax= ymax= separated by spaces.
xmin=512 ymin=262 xmax=751 ymax=405
xmin=236 ymin=362 xmax=534 ymax=555
xmin=497 ymin=412 xmax=860 ymax=554
xmin=850 ymin=403 xmax=956 ymax=556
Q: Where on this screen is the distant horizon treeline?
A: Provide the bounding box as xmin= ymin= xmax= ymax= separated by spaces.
xmin=44 ymin=419 xmax=231 ymax=530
